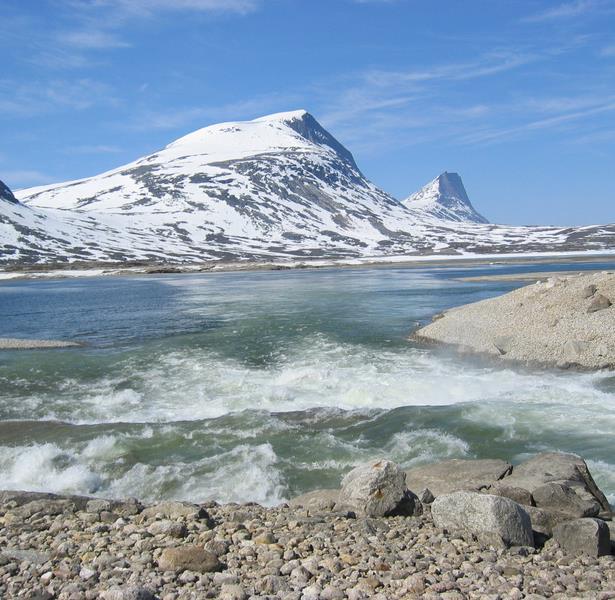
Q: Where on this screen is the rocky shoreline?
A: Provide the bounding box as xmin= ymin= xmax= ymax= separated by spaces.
xmin=1 ymin=453 xmax=614 ymax=599
xmin=414 ymin=272 xmax=615 ymax=370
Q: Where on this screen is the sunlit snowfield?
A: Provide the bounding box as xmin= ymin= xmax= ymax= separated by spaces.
xmin=1 ymin=261 xmax=614 ymax=506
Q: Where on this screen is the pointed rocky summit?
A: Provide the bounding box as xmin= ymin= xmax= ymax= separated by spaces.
xmin=403 ymin=172 xmax=488 ymax=224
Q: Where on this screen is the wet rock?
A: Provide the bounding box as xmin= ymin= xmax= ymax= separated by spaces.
xmin=431 ymin=491 xmax=534 ymax=547
xmin=552 ymin=518 xmax=611 ymax=557
xmin=338 ymin=459 xmax=409 ymax=517
xmin=405 ymin=459 xmax=512 ymax=497
xmin=157 ymin=546 xmax=222 ymax=573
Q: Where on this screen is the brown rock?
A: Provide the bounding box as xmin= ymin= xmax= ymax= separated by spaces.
xmin=157 ymin=546 xmax=221 ymax=573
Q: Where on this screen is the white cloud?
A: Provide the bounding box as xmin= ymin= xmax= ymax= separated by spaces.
xmin=0 ymin=79 xmax=117 ymax=117
xmin=523 ymin=0 xmax=614 ymax=22
xmin=58 ymin=30 xmax=130 ymax=49
xmin=458 ymin=100 xmax=615 ymax=145
xmin=65 ymin=144 xmax=123 ymax=154
xmin=67 ymin=0 xmax=262 ymax=17
xmin=1 ymin=170 xmax=55 ymax=188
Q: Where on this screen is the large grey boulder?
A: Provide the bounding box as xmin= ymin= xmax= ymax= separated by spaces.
xmin=552 ymin=518 xmax=611 ymax=557
xmin=524 ymin=506 xmax=575 ymax=537
xmin=501 ymin=452 xmax=610 ymax=515
xmin=338 ymin=459 xmax=412 ymax=517
xmin=488 ymin=482 xmax=534 ymax=506
xmin=405 ymin=459 xmax=512 ymax=497
xmin=431 ymin=491 xmax=534 ymax=547
xmin=532 ymin=482 xmax=600 ymax=517
xmin=289 ymin=489 xmax=340 ymax=512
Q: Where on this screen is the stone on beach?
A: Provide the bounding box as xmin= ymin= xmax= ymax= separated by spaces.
xmin=431 ymin=491 xmax=534 ymax=547
xmin=101 ymin=587 xmax=155 ymax=600
xmin=501 ymin=452 xmax=610 ymax=514
xmin=140 ymin=500 xmax=208 ymax=520
xmin=338 ymin=459 xmax=412 ymax=517
xmin=288 ymin=489 xmax=340 ymax=511
xmin=587 ymin=292 xmax=612 ymax=313
xmin=552 ymin=518 xmax=611 ymax=557
xmin=157 ymin=545 xmax=221 ymax=573
xmin=404 ymin=458 xmax=512 ymax=497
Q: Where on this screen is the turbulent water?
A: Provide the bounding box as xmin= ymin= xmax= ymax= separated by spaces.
xmin=1 ymin=261 xmax=615 ymax=506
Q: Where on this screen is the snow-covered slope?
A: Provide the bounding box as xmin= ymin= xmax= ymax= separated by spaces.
xmin=2 ymin=111 xmax=615 ymax=264
xmin=403 ymin=172 xmax=488 ymax=224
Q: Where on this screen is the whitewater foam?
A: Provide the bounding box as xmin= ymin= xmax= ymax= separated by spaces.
xmin=2 ymin=335 xmax=611 ymax=426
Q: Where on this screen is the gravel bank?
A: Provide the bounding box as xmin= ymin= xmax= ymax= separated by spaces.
xmin=414 ymin=272 xmax=615 ymax=370
xmin=0 ymin=338 xmax=81 ymax=350
xmin=1 ymin=490 xmax=614 ymax=600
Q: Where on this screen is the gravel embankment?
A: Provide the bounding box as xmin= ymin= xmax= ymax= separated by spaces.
xmin=0 ymin=338 xmax=80 ymax=350
xmin=414 ymin=272 xmax=615 ymax=370
xmin=1 ymin=491 xmax=614 ymax=599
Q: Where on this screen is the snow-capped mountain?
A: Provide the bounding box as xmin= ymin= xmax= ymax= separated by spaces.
xmin=403 ymin=172 xmax=488 ymax=224
xmin=2 ymin=110 xmax=615 ymax=264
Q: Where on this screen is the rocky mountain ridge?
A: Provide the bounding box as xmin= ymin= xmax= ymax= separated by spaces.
xmin=1 ymin=111 xmax=615 ymax=264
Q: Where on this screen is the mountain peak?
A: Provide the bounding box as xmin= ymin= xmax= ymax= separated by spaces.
xmin=253 ymin=109 xmax=310 ymax=123
xmin=163 ymin=109 xmax=358 ymax=170
xmin=0 ymin=179 xmax=19 ymax=204
xmin=403 ymin=172 xmax=488 ymax=224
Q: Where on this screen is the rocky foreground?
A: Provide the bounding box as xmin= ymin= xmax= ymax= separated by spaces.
xmin=414 ymin=271 xmax=615 ymax=370
xmin=1 ymin=453 xmax=614 ymax=600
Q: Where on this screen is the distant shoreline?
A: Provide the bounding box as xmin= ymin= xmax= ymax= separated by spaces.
xmin=1 ymin=250 xmax=615 ymax=282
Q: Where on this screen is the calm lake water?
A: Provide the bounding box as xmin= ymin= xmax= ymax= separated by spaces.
xmin=1 ymin=260 xmax=614 ymax=505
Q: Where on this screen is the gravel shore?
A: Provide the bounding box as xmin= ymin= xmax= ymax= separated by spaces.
xmin=414 ymin=272 xmax=615 ymax=370
xmin=1 ymin=489 xmax=614 ymax=600
xmin=0 ymin=338 xmax=81 ymax=350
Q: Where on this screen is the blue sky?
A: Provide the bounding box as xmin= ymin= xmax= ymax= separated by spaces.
xmin=1 ymin=0 xmax=614 ymax=225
